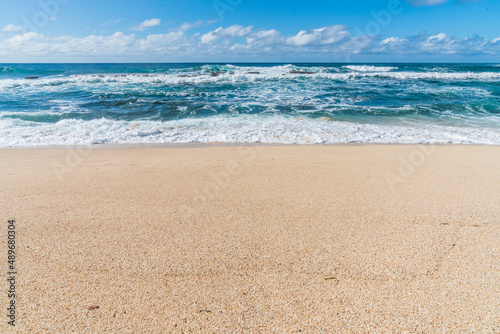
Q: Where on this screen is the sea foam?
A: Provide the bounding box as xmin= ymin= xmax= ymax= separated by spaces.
xmin=0 ymin=115 xmax=499 ymax=147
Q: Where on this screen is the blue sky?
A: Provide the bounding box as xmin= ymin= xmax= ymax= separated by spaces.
xmin=0 ymin=0 xmax=498 ymax=62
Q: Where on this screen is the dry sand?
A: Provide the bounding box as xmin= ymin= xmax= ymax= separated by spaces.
xmin=0 ymin=144 xmax=499 ymax=333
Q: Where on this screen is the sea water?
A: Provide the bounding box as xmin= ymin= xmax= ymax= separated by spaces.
xmin=0 ymin=63 xmax=499 ymax=146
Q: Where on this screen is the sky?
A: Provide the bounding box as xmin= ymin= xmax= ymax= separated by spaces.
xmin=0 ymin=0 xmax=499 ymax=62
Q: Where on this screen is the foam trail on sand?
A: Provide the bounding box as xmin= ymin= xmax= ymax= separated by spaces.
xmin=1 ymin=115 xmax=499 ymax=147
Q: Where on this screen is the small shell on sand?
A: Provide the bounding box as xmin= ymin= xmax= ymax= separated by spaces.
xmin=86 ymin=305 xmax=100 ymax=310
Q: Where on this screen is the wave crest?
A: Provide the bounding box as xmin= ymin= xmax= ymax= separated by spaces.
xmin=343 ymin=65 xmax=398 ymax=72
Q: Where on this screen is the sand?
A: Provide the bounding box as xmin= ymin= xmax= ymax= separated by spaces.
xmin=0 ymin=144 xmax=499 ymax=333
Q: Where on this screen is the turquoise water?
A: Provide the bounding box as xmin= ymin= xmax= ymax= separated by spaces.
xmin=1 ymin=63 xmax=499 ymax=146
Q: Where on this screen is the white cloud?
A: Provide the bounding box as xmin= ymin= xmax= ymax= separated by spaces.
xmin=140 ymin=31 xmax=184 ymax=48
xmin=0 ymin=24 xmax=499 ymax=62
xmin=287 ymin=26 xmax=350 ymax=46
xmin=7 ymin=32 xmax=44 ymax=44
xmin=131 ymin=18 xmax=161 ymax=31
xmin=178 ymin=19 xmax=217 ymax=32
xmin=3 ymin=24 xmax=22 ymax=32
xmin=179 ymin=21 xmax=203 ymax=32
xmin=53 ymin=32 xmax=134 ymax=55
xmin=374 ymin=31 xmax=496 ymax=57
xmin=287 ymin=30 xmax=318 ymax=46
xmin=201 ymin=25 xmax=253 ymax=44
xmin=381 ymin=37 xmax=406 ymax=45
xmin=427 ymin=33 xmax=447 ymax=42
xmin=246 ymin=29 xmax=281 ymax=46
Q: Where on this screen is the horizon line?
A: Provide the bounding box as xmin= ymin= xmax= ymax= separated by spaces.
xmin=2 ymin=61 xmax=499 ymax=64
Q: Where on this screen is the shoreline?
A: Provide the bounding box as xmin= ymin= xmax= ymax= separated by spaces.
xmin=2 ymin=141 xmax=500 ymax=150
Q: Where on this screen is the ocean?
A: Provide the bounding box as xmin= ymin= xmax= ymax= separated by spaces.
xmin=1 ymin=63 xmax=499 ymax=147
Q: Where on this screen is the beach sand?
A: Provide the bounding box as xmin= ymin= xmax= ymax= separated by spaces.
xmin=0 ymin=145 xmax=499 ymax=333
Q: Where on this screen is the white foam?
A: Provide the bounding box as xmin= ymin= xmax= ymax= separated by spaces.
xmin=344 ymin=65 xmax=398 ymax=72
xmin=0 ymin=115 xmax=498 ymax=147
xmin=2 ymin=70 xmax=500 ymax=93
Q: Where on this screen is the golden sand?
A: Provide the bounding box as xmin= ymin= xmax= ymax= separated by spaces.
xmin=0 ymin=145 xmax=499 ymax=332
